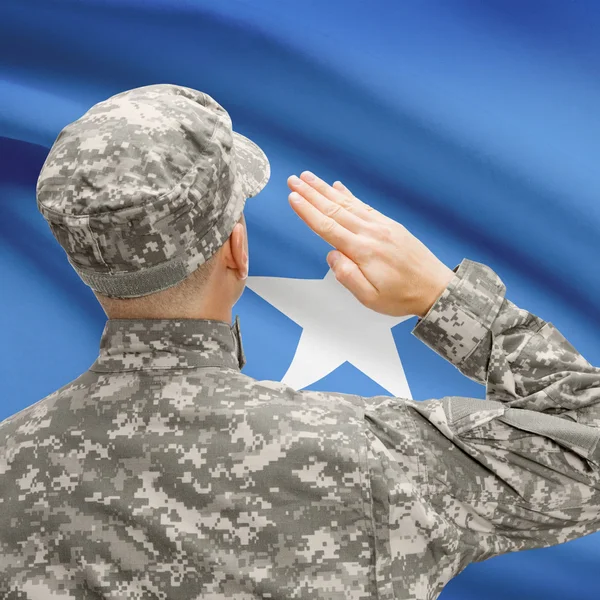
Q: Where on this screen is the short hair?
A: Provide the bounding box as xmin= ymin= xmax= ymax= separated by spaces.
xmin=95 ymin=212 xmax=244 ymax=318
xmin=95 ymin=252 xmax=218 ymax=319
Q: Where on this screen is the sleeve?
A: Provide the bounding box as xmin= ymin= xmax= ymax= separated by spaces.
xmin=364 ymin=258 xmax=600 ymax=571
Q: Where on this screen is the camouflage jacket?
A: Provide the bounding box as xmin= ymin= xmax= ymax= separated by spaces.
xmin=2 ymin=258 xmax=600 ymax=600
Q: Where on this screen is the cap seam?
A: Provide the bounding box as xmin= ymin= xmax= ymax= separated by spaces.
xmin=85 ymin=213 xmax=110 ymax=273
xmin=69 ymin=184 xmax=243 ymax=284
xmin=38 ymin=111 xmax=222 ymax=222
xmin=39 ymin=130 xmax=257 ymax=224
xmin=38 ymin=161 xmax=208 ymax=221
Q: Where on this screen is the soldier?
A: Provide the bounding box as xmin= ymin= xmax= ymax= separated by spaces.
xmin=1 ymin=83 xmax=599 ymax=600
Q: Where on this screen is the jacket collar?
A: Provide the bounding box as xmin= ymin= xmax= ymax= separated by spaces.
xmin=90 ymin=315 xmax=246 ymax=373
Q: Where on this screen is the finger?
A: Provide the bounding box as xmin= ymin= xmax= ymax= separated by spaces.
xmin=299 ymin=171 xmax=377 ymax=221
xmin=326 ymin=250 xmax=378 ymax=307
xmin=288 ymin=192 xmax=359 ymax=259
xmin=287 ymin=175 xmax=366 ymax=235
xmin=333 ymin=180 xmax=378 ymax=216
xmin=332 ymin=181 xmax=353 ymax=196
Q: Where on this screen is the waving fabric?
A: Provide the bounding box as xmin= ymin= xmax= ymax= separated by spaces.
xmin=1 ymin=1 xmax=600 ymax=598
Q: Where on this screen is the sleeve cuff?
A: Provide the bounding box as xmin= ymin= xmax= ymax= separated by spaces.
xmin=411 ymin=259 xmax=507 ymax=368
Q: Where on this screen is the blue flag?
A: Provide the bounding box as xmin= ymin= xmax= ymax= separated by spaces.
xmin=2 ymin=1 xmax=600 ymax=598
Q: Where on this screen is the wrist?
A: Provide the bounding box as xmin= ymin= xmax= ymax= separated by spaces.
xmin=417 ymin=266 xmax=455 ymax=318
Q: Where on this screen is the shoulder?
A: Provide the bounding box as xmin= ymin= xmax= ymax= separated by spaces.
xmin=224 ymin=370 xmax=366 ymax=420
xmin=0 ymin=370 xmax=98 ymax=434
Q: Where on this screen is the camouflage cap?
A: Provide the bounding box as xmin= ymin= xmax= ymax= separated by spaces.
xmin=36 ymin=83 xmax=270 ymax=298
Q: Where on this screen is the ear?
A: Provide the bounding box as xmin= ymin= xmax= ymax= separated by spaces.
xmin=223 ymin=220 xmax=248 ymax=280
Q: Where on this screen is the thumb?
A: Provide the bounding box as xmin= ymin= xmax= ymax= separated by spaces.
xmin=327 ymin=251 xmax=378 ymax=307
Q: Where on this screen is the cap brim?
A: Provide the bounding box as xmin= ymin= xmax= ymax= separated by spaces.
xmin=232 ymin=131 xmax=271 ymax=198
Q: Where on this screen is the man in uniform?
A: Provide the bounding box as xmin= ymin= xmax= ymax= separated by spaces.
xmin=1 ymin=83 xmax=599 ymax=600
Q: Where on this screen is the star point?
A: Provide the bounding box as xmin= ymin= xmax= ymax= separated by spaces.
xmin=247 ymin=269 xmax=414 ymax=398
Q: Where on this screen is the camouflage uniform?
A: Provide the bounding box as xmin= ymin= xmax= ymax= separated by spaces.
xmin=2 ymin=85 xmax=600 ymax=599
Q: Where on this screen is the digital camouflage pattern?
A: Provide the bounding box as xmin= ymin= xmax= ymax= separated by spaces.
xmin=36 ymin=84 xmax=270 ymax=299
xmin=1 ymin=258 xmax=600 ymax=599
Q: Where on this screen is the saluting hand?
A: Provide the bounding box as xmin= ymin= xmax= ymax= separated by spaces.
xmin=287 ymin=171 xmax=455 ymax=319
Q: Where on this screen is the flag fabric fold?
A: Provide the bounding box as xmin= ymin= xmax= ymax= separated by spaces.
xmin=1 ymin=1 xmax=600 ymax=598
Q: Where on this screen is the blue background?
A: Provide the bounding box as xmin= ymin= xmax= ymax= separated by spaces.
xmin=2 ymin=1 xmax=600 ymax=598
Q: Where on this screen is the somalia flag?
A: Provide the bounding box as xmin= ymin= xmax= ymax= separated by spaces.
xmin=2 ymin=2 xmax=600 ymax=599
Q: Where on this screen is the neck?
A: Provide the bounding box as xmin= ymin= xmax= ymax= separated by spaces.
xmin=100 ymin=289 xmax=235 ymax=323
xmin=106 ymin=304 xmax=233 ymax=323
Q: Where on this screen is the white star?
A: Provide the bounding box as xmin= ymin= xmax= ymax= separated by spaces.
xmin=246 ymin=269 xmax=414 ymax=398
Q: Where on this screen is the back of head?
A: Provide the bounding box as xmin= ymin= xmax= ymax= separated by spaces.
xmin=93 ymin=244 xmax=219 ymax=319
xmin=36 ymin=83 xmax=270 ymax=314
